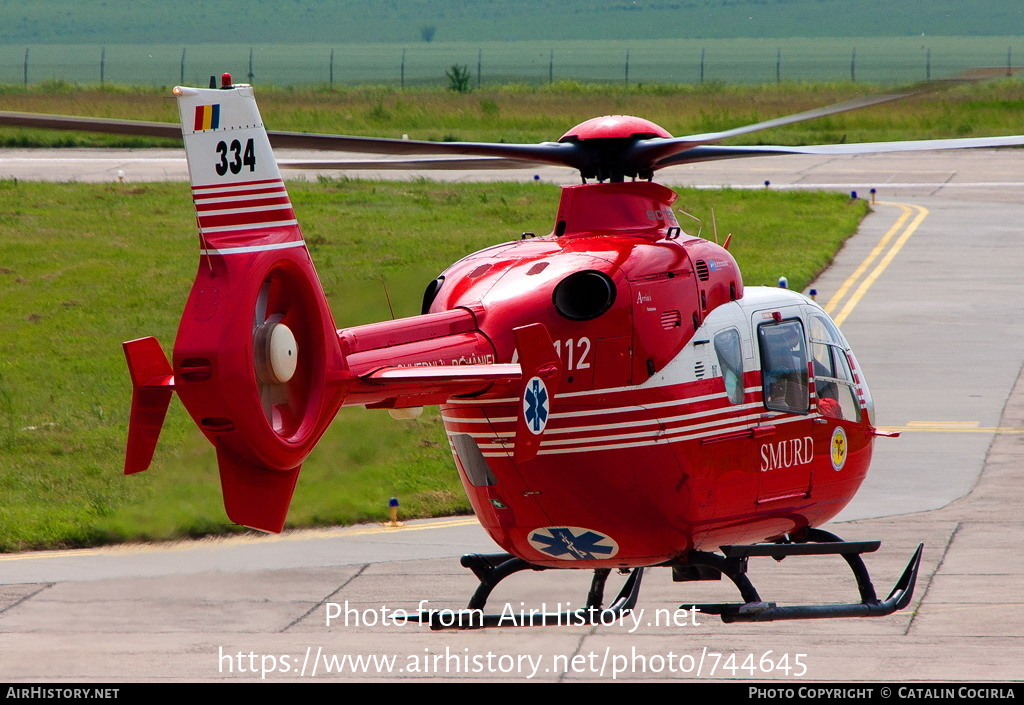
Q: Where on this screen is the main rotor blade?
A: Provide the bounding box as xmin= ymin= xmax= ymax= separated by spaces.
xmin=653 ymin=134 xmax=1024 ymax=168
xmin=279 ymin=156 xmax=541 ymax=170
xmin=0 ymin=110 xmax=583 ymax=166
xmin=0 ymin=112 xmax=181 ymax=139
xmin=629 ymin=80 xmax=973 ymax=168
xmin=264 ymin=129 xmax=579 ymax=165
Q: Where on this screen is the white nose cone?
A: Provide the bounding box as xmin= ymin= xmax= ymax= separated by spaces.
xmin=267 ymin=323 xmax=298 ymax=383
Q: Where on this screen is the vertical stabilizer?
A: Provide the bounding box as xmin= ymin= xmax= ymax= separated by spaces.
xmin=174 ymin=77 xmax=301 ymax=252
xmin=167 ymin=77 xmax=345 ymax=532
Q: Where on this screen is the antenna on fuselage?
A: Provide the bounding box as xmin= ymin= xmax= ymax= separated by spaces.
xmin=675 ymin=208 xmax=701 ymax=239
xmin=380 ymin=274 xmax=396 ymax=320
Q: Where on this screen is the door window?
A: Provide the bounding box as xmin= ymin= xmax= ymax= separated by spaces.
xmin=809 ymin=315 xmax=861 ymax=422
xmin=758 ymin=320 xmax=809 ymax=414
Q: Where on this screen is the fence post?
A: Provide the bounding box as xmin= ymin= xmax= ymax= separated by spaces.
xmin=776 ymin=48 xmax=780 ymax=84
xmin=100 ymin=47 xmax=105 ymax=85
xmin=23 ymin=48 xmax=28 ymax=86
xmin=401 ymin=48 xmax=405 ymax=89
xmin=477 ymin=48 xmax=482 ymax=88
xmin=851 ymin=47 xmax=856 ymax=82
xmin=329 ymin=48 xmax=334 ymax=86
xmin=625 ymin=48 xmax=630 ymax=86
xmin=180 ymin=47 xmax=186 ymax=85
xmin=926 ymin=47 xmax=931 ymax=81
xmin=248 ymin=47 xmax=254 ymax=83
xmin=700 ymin=47 xmax=705 ymax=83
xmin=549 ymin=48 xmax=553 ymax=84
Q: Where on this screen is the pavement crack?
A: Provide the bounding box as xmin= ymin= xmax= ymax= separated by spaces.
xmin=904 ymin=522 xmax=960 ymax=636
xmin=928 ymin=171 xmax=957 ymax=197
xmin=555 ymin=622 xmax=600 ymax=683
xmin=277 ymin=563 xmax=369 ymax=633
xmin=0 ymin=582 xmax=54 ymax=616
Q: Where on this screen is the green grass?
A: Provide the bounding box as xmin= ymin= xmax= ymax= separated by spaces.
xmin=0 ymin=178 xmax=866 ymax=551
xmin=4 ymin=79 xmax=1024 ymax=149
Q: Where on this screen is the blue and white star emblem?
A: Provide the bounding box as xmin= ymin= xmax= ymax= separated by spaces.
xmin=522 ymin=376 xmax=549 ymax=435
xmin=528 ymin=526 xmax=619 ymax=560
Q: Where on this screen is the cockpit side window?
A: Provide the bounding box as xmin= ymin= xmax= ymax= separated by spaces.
xmin=810 ymin=314 xmax=861 ymax=422
xmin=713 ymin=328 xmax=745 ymax=404
xmin=758 ymin=319 xmax=809 ymax=414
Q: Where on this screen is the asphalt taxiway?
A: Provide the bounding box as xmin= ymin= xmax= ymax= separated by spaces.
xmin=0 ymin=150 xmax=1021 ymax=681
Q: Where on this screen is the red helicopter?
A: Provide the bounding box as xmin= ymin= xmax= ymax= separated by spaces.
xmin=7 ymin=74 xmax=1023 ymax=627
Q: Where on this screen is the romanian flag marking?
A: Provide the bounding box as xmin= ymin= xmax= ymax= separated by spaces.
xmin=193 ymin=104 xmax=221 ymax=131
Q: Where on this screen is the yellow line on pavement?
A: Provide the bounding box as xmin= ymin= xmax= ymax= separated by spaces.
xmin=832 ymin=201 xmax=929 ymax=327
xmin=824 ymin=203 xmax=912 ymax=315
xmin=878 ymin=425 xmax=1024 ymax=434
xmin=0 ymin=516 xmax=480 ymax=562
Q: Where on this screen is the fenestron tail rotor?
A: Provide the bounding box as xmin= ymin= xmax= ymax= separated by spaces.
xmin=252 ymin=270 xmax=313 ymax=436
xmin=254 ymin=280 xmax=296 ymax=431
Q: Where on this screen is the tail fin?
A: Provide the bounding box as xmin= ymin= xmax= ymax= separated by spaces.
xmin=174 ymin=78 xmax=300 ymax=252
xmin=123 ymin=337 xmax=174 ymax=475
xmin=166 ymin=78 xmax=346 ymax=532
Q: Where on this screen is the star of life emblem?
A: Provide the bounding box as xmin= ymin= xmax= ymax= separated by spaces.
xmin=522 ymin=376 xmax=549 ymax=435
xmin=528 ymin=526 xmax=619 ymax=560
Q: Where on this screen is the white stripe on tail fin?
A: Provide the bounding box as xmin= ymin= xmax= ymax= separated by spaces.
xmin=174 ymin=80 xmax=300 ymax=250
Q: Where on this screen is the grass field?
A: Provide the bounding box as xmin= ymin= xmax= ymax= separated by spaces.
xmin=2 ymin=36 xmax=1024 ymax=88
xmin=0 ymin=179 xmax=867 ymax=551
xmin=3 ymin=79 xmax=1024 ymax=150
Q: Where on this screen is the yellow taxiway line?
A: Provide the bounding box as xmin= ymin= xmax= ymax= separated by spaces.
xmin=878 ymin=423 xmax=1024 ymax=434
xmin=0 ymin=516 xmax=480 ymax=562
xmin=824 ymin=201 xmax=929 ymax=326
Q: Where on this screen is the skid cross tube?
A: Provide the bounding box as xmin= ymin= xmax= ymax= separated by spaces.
xmin=417 ymin=552 xmax=645 ymax=629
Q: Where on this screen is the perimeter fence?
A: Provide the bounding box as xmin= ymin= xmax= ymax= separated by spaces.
xmin=2 ymin=39 xmax=1023 ymax=88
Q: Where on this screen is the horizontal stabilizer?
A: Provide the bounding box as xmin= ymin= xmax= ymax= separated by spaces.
xmin=364 ymin=363 xmax=521 ymax=384
xmin=216 ymin=448 xmax=301 ymax=533
xmin=351 ymin=363 xmax=523 ymax=408
xmin=122 ymin=337 xmax=174 ymax=475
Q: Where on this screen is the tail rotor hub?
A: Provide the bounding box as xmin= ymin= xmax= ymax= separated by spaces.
xmin=254 ymin=318 xmax=298 ymax=385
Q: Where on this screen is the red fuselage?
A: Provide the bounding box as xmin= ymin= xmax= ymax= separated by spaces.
xmin=340 ymin=181 xmax=874 ymax=568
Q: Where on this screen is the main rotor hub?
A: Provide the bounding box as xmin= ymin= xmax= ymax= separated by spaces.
xmin=559 ymin=115 xmax=672 ymax=142
xmin=557 ymin=116 xmax=674 ymax=183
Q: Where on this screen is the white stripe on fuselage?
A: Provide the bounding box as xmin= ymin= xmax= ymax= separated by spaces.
xmin=198 ymin=239 xmax=305 ymax=255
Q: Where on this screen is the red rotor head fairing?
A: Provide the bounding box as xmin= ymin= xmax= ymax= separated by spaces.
xmin=559 ymin=115 xmax=672 ymax=142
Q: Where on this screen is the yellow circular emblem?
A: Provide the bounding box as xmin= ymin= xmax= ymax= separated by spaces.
xmin=830 ymin=426 xmax=848 ymax=471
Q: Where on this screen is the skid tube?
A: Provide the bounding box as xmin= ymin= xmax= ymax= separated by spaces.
xmin=684 ymin=528 xmax=924 ymax=622
xmin=408 ymin=528 xmax=921 ymax=629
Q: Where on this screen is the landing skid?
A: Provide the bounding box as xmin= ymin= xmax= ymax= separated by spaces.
xmin=417 ymin=528 xmax=922 ymax=629
xmin=688 ymin=528 xmax=923 ymax=622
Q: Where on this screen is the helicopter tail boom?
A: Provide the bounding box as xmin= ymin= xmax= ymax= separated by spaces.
xmin=121 ymin=78 xmax=559 ymax=532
